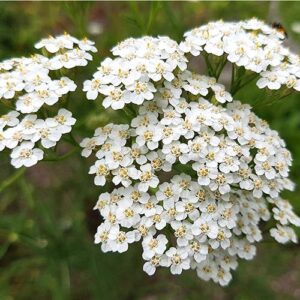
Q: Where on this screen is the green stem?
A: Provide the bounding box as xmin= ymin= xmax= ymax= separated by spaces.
xmin=0 ymin=100 xmax=15 ymax=110
xmin=123 ymin=106 xmax=136 ymax=119
xmin=278 ymin=91 xmax=294 ymax=101
xmin=215 ymin=56 xmax=227 ymax=80
xmin=230 ymin=64 xmax=235 ymax=93
xmin=43 ymin=148 xmax=79 ymax=162
xmin=69 ymin=132 xmax=81 ymax=147
xmin=0 ymin=167 xmax=26 ymax=193
xmin=265 ymin=90 xmax=294 ymax=106
xmin=204 ymin=54 xmax=214 ymax=77
xmin=235 ymin=73 xmax=259 ymax=94
xmin=231 ymin=69 xmax=258 ymax=96
xmin=63 ymin=133 xmax=81 ymax=148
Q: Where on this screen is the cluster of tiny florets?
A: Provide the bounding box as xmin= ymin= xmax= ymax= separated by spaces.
xmin=84 ymin=87 xmax=299 ymax=285
xmin=82 ymin=20 xmax=300 ymax=285
xmin=0 ymin=33 xmax=96 ymax=167
xmin=181 ymin=19 xmax=300 ymax=91
xmin=83 ymin=36 xmax=188 ymax=108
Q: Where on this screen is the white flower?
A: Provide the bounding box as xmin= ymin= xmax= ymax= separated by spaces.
xmin=254 ymin=159 xmax=276 ymax=179
xmin=143 ymin=255 xmax=163 ymax=275
xmin=127 ymin=80 xmax=156 ymax=104
xmin=147 ymin=60 xmax=175 ymax=82
xmin=256 ymin=71 xmax=284 ymax=90
xmin=138 ymin=164 xmax=159 ymax=192
xmin=209 ymin=173 xmax=234 ymax=195
xmin=224 ymin=34 xmax=251 ymax=66
xmin=135 ymin=124 xmax=162 ymax=150
xmin=32 ymin=119 xmax=60 ymax=148
xmin=77 ymin=38 xmax=97 ymax=52
xmin=3 ymin=127 xmax=25 ymax=149
xmin=54 ymin=109 xmax=76 ymax=134
xmin=34 ymin=34 xmax=75 ymax=53
xmin=175 ymin=197 xmax=200 ymax=222
xmin=108 ymin=227 xmax=135 ymax=253
xmin=162 ymin=141 xmax=189 ymax=164
xmin=156 ymin=182 xmax=180 ymax=203
xmin=236 ymin=240 xmax=256 ymax=260
xmin=147 ymin=151 xmax=172 ymax=172
xmin=34 ymin=84 xmax=59 ymax=106
xmin=212 ymin=84 xmax=233 ymax=103
xmin=192 ymin=163 xmax=217 ymax=186
xmin=101 ymin=86 xmax=131 ymax=109
xmin=214 ymin=268 xmax=232 ymax=287
xmin=188 ymin=240 xmax=208 ymax=263
xmin=16 ymin=94 xmax=43 ymax=114
xmin=0 ymin=111 xmax=19 ymax=127
xmin=204 ymin=36 xmax=224 ymax=56
xmin=161 ymin=247 xmax=190 ymax=274
xmin=83 ymin=78 xmax=106 ymax=100
xmin=196 ymin=261 xmax=218 ymax=282
xmin=209 ymin=228 xmax=232 ymax=249
xmin=171 ymin=221 xmax=193 ymax=246
xmin=105 ymin=145 xmax=131 ymax=169
xmin=284 ymin=75 xmax=300 ymax=91
xmin=49 ymin=77 xmax=76 ymax=95
xmin=0 ymin=76 xmax=24 ymax=99
xmin=116 ymin=198 xmax=141 ymax=227
xmin=191 ymin=217 xmax=219 ymax=240
xmin=270 ymin=224 xmax=297 ymax=244
xmin=112 ymin=166 xmax=139 ymax=187
xmin=10 ymin=141 xmax=43 ymax=168
xmin=80 ymin=136 xmax=106 ymax=157
xmin=89 ymin=160 xmax=109 ymax=186
xmin=94 ymin=222 xmax=113 ymax=253
xmin=142 ymin=234 xmax=168 ymax=260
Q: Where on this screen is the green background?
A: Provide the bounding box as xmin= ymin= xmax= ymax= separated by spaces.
xmin=0 ymin=2 xmax=300 ymax=300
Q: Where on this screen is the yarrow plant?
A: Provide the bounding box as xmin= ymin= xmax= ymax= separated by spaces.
xmin=1 ymin=19 xmax=300 ymax=286
xmin=0 ymin=33 xmax=96 ymax=167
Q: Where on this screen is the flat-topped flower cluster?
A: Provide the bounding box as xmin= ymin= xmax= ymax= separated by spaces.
xmin=181 ymin=19 xmax=300 ymax=91
xmin=83 ymin=36 xmax=188 ymax=108
xmin=0 ymin=34 xmax=96 ymax=167
xmin=84 ymin=89 xmax=299 ymax=285
xmin=81 ymin=19 xmax=300 ymax=285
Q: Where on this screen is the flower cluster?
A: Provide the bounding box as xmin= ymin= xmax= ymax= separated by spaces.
xmin=181 ymin=19 xmax=300 ymax=91
xmin=83 ymin=71 xmax=300 ymax=285
xmin=0 ymin=33 xmax=96 ymax=168
xmin=1 ymin=109 xmax=75 ymax=167
xmin=83 ymin=36 xmax=188 ymax=108
xmin=82 ymin=19 xmax=300 ymax=285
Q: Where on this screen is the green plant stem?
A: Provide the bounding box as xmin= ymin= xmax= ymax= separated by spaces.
xmin=233 ymin=73 xmax=259 ymax=95
xmin=69 ymin=132 xmax=81 ymax=147
xmin=230 ymin=64 xmax=235 ymax=93
xmin=277 ymin=91 xmax=294 ymax=101
xmin=43 ymin=148 xmax=79 ymax=162
xmin=231 ymin=69 xmax=258 ymax=96
xmin=0 ymin=100 xmax=15 ymax=110
xmin=204 ymin=54 xmax=214 ymax=77
xmin=123 ymin=106 xmax=136 ymax=119
xmin=63 ymin=133 xmax=81 ymax=148
xmin=0 ymin=167 xmax=26 ymax=193
xmin=215 ymin=56 xmax=227 ymax=80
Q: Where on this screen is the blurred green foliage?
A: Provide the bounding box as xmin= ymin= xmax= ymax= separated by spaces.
xmin=0 ymin=2 xmax=300 ymax=300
